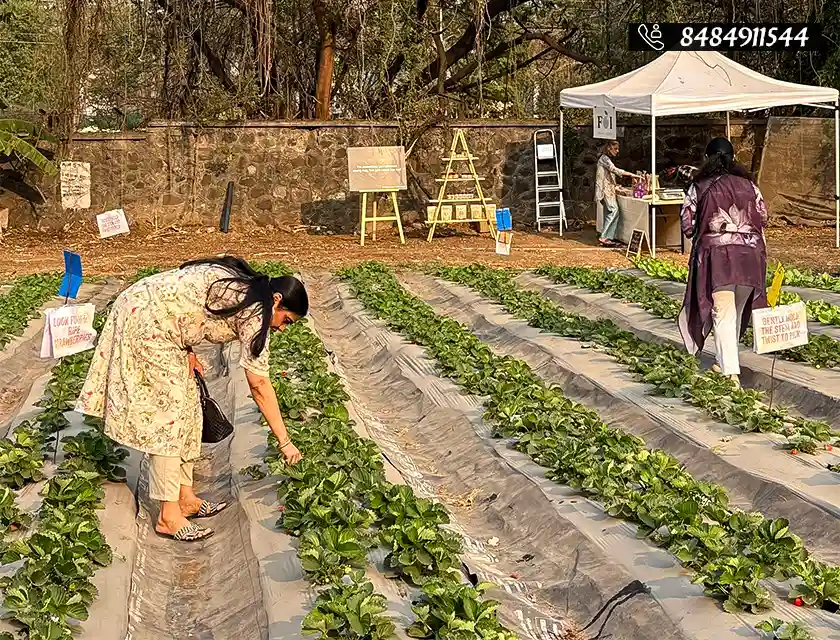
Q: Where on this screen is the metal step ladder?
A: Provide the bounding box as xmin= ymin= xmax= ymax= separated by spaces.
xmin=533 ymin=129 xmax=567 ymax=234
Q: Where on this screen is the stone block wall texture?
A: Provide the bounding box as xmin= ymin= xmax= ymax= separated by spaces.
xmin=2 ymin=116 xmax=825 ymax=233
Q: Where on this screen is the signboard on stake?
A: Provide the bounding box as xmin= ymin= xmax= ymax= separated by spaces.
xmin=752 ymin=301 xmax=809 ymax=355
xmin=40 ymin=304 xmax=97 ymax=359
xmin=347 ymin=147 xmax=407 ymax=192
xmin=60 ymin=162 xmax=91 ymax=209
xmin=96 ymin=208 xmax=130 ymax=239
xmin=593 ymin=106 xmax=617 ymax=139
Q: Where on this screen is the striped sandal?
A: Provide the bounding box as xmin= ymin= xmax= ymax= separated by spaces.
xmin=192 ymin=500 xmax=229 ymax=518
xmin=158 ymin=523 xmax=214 ymax=542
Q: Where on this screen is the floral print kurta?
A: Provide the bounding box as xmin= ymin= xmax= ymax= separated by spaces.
xmin=76 ymin=265 xmax=271 ymax=460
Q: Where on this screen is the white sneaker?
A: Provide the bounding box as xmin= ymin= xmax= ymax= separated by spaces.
xmin=711 ymin=363 xmax=722 ymax=373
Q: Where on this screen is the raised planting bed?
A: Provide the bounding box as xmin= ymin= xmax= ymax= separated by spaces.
xmin=339 ymin=262 xmax=840 ymax=635
xmin=237 ymin=261 xmax=522 ymax=640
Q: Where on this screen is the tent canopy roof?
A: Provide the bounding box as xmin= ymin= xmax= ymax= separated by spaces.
xmin=560 ymin=51 xmax=839 ymax=116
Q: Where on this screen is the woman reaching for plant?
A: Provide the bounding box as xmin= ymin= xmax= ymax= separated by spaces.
xmin=76 ymin=256 xmax=308 ymax=542
xmin=678 ymin=138 xmax=768 ymax=387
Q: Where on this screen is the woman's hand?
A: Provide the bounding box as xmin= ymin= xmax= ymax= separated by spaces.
xmin=280 ymin=441 xmax=302 ymax=465
xmin=188 ymin=352 xmax=204 ymax=376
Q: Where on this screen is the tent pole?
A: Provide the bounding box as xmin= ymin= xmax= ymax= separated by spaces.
xmin=559 ymin=110 xmax=565 ymax=236
xmin=726 ymin=112 xmax=731 ymax=139
xmin=651 ymin=113 xmax=657 ymax=258
xmin=835 ymin=99 xmax=839 ymax=249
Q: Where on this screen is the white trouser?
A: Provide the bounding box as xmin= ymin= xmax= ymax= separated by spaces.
xmin=148 ymin=455 xmax=195 ymax=502
xmin=711 ymin=285 xmax=752 ymax=376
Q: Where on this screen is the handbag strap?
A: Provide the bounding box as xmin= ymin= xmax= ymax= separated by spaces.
xmin=194 ymin=370 xmax=210 ymax=400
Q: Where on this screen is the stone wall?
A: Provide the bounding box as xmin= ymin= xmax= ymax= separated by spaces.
xmin=0 ymin=117 xmax=789 ymax=233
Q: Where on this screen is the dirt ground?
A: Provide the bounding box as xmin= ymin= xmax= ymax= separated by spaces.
xmin=0 ymin=223 xmax=837 ymax=277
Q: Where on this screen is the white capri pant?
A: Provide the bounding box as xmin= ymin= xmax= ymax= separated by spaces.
xmin=711 ymin=285 xmax=753 ymax=376
xmin=148 ymin=455 xmax=195 ymax=502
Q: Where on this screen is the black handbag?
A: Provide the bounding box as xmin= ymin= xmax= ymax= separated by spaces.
xmin=195 ymin=371 xmax=234 ymax=443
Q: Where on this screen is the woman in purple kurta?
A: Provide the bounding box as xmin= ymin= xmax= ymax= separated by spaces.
xmin=678 ymin=138 xmax=768 ymax=385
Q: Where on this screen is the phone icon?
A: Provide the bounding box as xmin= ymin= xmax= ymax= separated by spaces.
xmin=637 ymin=23 xmax=665 ymax=50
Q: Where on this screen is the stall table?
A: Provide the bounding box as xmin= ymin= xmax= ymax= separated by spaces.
xmin=596 ymin=195 xmax=692 ymax=254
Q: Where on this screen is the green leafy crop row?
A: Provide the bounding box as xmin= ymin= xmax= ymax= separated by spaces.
xmin=0 ymin=274 xmax=63 ymax=350
xmin=340 ymin=262 xmax=837 ymax=621
xmin=522 ymin=265 xmax=837 ymax=456
xmin=0 ymin=296 xmax=129 ymax=639
xmin=249 ymin=262 xmax=516 ymax=640
xmin=634 ymin=257 xmax=840 ymax=294
xmin=562 ymin=262 xmax=840 ymax=370
xmin=634 ymin=257 xmax=840 ymax=331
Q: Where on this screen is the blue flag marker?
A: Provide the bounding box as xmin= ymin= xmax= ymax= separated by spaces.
xmin=58 ymin=250 xmax=83 ymax=300
xmin=495 ymin=208 xmax=512 ymax=232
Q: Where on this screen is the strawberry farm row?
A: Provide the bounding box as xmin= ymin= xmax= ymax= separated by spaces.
xmin=339 ymin=262 xmax=839 ymax=623
xmin=634 ymin=257 xmax=840 ymax=330
xmin=0 ymin=303 xmax=128 ymax=640
xmin=252 ymin=261 xmax=518 ymax=640
xmin=635 ymin=257 xmax=840 ymax=296
xmin=433 ymin=264 xmax=837 ymax=462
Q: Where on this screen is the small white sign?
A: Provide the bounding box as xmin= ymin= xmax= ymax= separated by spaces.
xmin=752 ymin=302 xmax=809 ymax=355
xmin=96 ymin=208 xmax=130 ymax=238
xmin=536 ymin=144 xmax=555 ymax=160
xmin=40 ymin=304 xmax=97 ymax=359
xmin=60 ymin=161 xmax=91 ymax=209
xmin=495 ymin=231 xmax=513 ymax=256
xmin=593 ymin=106 xmax=617 ymax=139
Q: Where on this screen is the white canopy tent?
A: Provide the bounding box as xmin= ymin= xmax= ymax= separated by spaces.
xmin=558 ymin=50 xmax=840 ymax=253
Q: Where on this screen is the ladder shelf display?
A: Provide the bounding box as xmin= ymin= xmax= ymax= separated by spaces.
xmin=426 ymin=129 xmax=498 ymax=242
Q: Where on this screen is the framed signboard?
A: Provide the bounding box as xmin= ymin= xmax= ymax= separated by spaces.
xmin=347 ymin=146 xmax=407 ymax=192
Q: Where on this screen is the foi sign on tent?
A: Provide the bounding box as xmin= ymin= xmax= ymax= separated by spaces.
xmin=593 ymin=106 xmax=616 ymax=139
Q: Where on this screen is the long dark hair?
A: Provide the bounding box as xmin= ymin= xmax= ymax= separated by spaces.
xmin=692 ymin=137 xmax=753 ymax=185
xmin=180 ymin=256 xmax=308 ymax=358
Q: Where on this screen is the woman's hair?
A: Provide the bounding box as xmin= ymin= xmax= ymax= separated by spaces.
xmin=692 ymin=137 xmax=753 ymax=184
xmin=179 ymin=256 xmax=309 ymax=358
xmin=600 ymin=139 xmax=619 ymax=153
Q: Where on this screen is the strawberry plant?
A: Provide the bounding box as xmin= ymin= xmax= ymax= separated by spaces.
xmin=0 ymin=273 xmax=63 ymax=349
xmin=302 ymin=570 xmax=396 ymax=640
xmin=756 ymin=618 xmax=815 ymax=640
xmin=381 ymin=521 xmax=462 ymax=585
xmin=341 ymin=262 xmax=840 ymax=615
xmin=369 ymin=484 xmax=450 ymax=529
xmin=407 ymin=579 xmax=518 ymax=640
xmin=0 ymin=485 xmax=31 ymax=533
xmin=60 ymin=430 xmax=129 ymax=481
xmin=299 ymin=527 xmax=371 ymax=584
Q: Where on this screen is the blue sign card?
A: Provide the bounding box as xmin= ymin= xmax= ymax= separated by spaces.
xmin=58 ymin=250 xmax=83 ymax=300
xmin=496 ymin=208 xmax=512 ymax=231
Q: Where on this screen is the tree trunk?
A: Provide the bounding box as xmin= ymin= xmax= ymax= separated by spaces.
xmin=314 ymin=22 xmax=336 ymax=119
xmin=313 ymin=0 xmax=335 ymax=120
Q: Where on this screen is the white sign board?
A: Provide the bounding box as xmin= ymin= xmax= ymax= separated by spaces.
xmin=495 ymin=231 xmax=512 ymax=256
xmin=40 ymin=304 xmax=97 ymax=359
xmin=593 ymin=107 xmax=617 ymax=140
xmin=60 ymin=161 xmax=91 ymax=209
xmin=752 ymin=301 xmax=809 ymax=355
xmin=536 ymin=144 xmax=555 ymax=160
xmin=347 ymin=146 xmax=407 ymax=192
xmin=96 ymin=208 xmax=130 ymax=239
